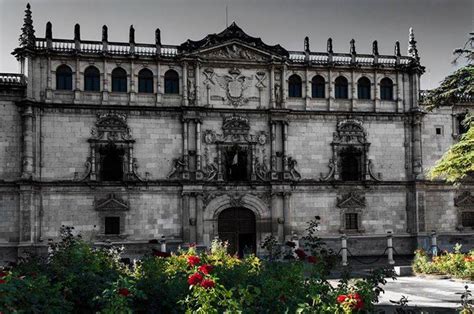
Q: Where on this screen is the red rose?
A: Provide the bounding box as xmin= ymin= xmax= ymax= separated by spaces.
xmin=189 ymin=242 xmax=196 ymax=248
xmin=464 ymin=256 xmax=474 ymax=262
xmin=295 ymin=248 xmax=307 ymax=260
xmin=118 ymin=288 xmax=130 ymax=297
xmin=0 ymin=279 xmax=5 ymax=284
xmin=348 ymin=293 xmax=364 ymax=310
xmin=337 ymin=294 xmax=347 ymax=303
xmin=200 ymin=279 xmax=215 ymax=289
xmin=187 ymin=255 xmax=201 ymax=267
xmin=307 ymin=256 xmax=317 ymax=264
xmin=188 ymin=272 xmax=203 ymax=286
xmin=198 ymin=264 xmax=213 ymax=275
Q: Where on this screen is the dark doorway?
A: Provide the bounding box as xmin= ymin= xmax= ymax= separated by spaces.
xmin=218 ymin=207 xmax=256 ymax=257
xmin=100 ymin=144 xmax=124 ymax=181
xmin=340 ymin=146 xmax=362 ymax=181
xmin=225 ymin=145 xmax=248 ymax=181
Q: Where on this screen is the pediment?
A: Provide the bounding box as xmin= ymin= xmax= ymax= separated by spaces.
xmin=198 ymin=43 xmax=271 ymax=61
xmin=337 ymin=192 xmax=366 ymax=208
xmin=455 ymin=191 xmax=474 ymax=208
xmin=95 ymin=194 xmax=129 ymax=211
xmin=179 ymin=22 xmax=288 ymax=59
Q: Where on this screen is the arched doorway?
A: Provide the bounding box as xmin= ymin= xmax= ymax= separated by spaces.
xmin=218 ymin=207 xmax=256 ymax=257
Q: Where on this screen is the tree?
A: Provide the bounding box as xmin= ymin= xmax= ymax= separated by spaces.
xmin=422 ymin=33 xmax=473 ymax=183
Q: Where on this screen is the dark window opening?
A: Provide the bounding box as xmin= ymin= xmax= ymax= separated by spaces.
xmin=345 ymin=213 xmax=358 ymax=230
xmin=462 ymin=212 xmax=474 ymax=228
xmin=138 ymin=68 xmax=154 ymax=93
xmin=357 ymin=77 xmax=371 ymax=100
xmin=458 ymin=115 xmax=469 ymax=135
xmin=288 ymin=74 xmax=302 ymax=98
xmin=164 ymin=70 xmax=179 ymax=94
xmin=311 ymin=75 xmax=325 ymax=98
xmin=225 ymin=146 xmax=249 ymax=181
xmin=100 ymin=145 xmax=124 ymax=181
xmin=56 ymin=65 xmax=73 ymax=90
xmin=84 ymin=66 xmax=100 ymax=91
xmin=436 ymin=127 xmax=442 ymax=135
xmin=105 ymin=217 xmax=120 ymax=235
xmin=111 ymin=68 xmax=127 ymax=92
xmin=380 ymin=77 xmax=393 ymax=100
xmin=218 ymin=207 xmax=256 ymax=258
xmin=335 ymin=76 xmax=348 ymax=99
xmin=340 ymin=147 xmax=362 ymax=181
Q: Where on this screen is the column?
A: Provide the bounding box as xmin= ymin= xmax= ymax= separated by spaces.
xmin=102 ymin=59 xmax=109 ymax=103
xmin=350 ymin=70 xmax=355 ymax=111
xmin=270 ymin=65 xmax=275 ymax=108
xmin=396 ymin=71 xmax=403 ymax=112
xmin=189 ymin=194 xmax=197 ymax=243
xmin=21 ymin=106 xmax=34 ymax=179
xmin=182 ymin=193 xmax=190 ymax=243
xmin=283 ymin=193 xmax=291 ymax=240
xmin=156 ymin=61 xmax=162 ymax=105
xmin=282 ymin=122 xmax=290 ymax=180
xmin=129 ymin=60 xmax=136 ymax=103
xmin=217 ymin=145 xmax=223 ymax=181
xmin=305 ymin=67 xmax=310 ymax=109
xmin=128 ymin=145 xmax=134 ymax=180
xmin=46 ymin=57 xmax=52 ymax=100
xmin=374 ymin=70 xmax=379 ymax=112
xmin=282 ymin=65 xmax=287 ymax=108
xmin=182 ymin=62 xmax=188 ymax=106
xmin=327 ymin=68 xmax=332 ymax=110
xmin=74 ymin=58 xmax=81 ymax=102
xmin=196 ymin=194 xmax=204 ymax=244
xmin=412 ymin=113 xmax=423 ymax=179
xmin=270 ymin=121 xmax=278 ymax=180
xmin=90 ymin=145 xmax=97 ymax=181
xmin=182 ymin=119 xmax=189 ymax=179
xmin=19 ymin=186 xmax=35 ymax=243
xmin=194 ymin=61 xmax=200 ymax=106
xmin=195 ymin=120 xmax=203 ymax=179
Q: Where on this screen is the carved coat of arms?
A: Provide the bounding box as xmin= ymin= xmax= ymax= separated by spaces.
xmin=215 ymin=68 xmax=253 ymax=108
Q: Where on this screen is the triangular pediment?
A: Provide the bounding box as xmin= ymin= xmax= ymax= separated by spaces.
xmin=179 ymin=22 xmax=288 ymax=58
xmin=95 ymin=194 xmax=129 ymax=211
xmin=197 ymin=42 xmax=272 ymax=61
xmin=455 ymin=191 xmax=474 ymax=208
xmin=337 ymin=192 xmax=366 ymax=208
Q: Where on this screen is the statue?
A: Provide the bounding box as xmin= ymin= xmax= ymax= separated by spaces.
xmin=327 ymin=38 xmax=333 ymax=54
xmin=166 ymin=157 xmax=186 ymax=179
xmin=288 ymin=157 xmax=301 ymax=180
xmin=102 ymin=25 xmax=108 ymax=42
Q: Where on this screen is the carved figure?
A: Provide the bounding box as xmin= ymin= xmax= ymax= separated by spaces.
xmin=215 ymin=68 xmax=253 ymax=108
xmin=288 ymin=157 xmax=301 ymax=180
xmin=167 ymin=157 xmax=186 ymax=179
xmin=204 ymin=158 xmax=218 ymax=181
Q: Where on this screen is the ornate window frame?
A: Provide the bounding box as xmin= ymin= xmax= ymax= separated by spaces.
xmin=75 ymin=113 xmax=147 ymax=182
xmin=94 ymin=193 xmax=129 ymax=239
xmin=337 ymin=191 xmax=366 ymax=234
xmin=320 ymin=119 xmax=381 ymax=182
xmin=455 ymin=191 xmax=474 ymax=231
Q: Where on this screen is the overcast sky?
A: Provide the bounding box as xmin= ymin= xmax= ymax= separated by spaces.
xmin=0 ymin=0 xmax=472 ymax=89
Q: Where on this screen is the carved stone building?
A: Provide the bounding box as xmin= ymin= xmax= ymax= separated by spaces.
xmin=0 ymin=5 xmax=472 ymax=261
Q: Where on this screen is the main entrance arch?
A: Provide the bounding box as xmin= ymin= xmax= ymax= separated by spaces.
xmin=218 ymin=207 xmax=256 ymax=257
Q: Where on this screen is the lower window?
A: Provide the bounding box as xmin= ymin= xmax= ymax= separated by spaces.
xmin=345 ymin=213 xmax=359 ymax=230
xmin=105 ymin=216 xmax=120 ymax=235
xmin=462 ymin=212 xmax=474 ymax=228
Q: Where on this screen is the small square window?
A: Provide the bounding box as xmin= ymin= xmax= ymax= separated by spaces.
xmin=435 ymin=128 xmax=442 ymax=135
xmin=462 ymin=212 xmax=474 ymax=228
xmin=345 ymin=213 xmax=358 ymax=230
xmin=105 ymin=217 xmax=120 ymax=235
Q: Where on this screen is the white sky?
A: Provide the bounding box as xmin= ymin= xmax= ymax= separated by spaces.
xmin=0 ymin=0 xmax=472 ymax=89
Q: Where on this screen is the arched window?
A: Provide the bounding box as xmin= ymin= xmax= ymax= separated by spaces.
xmin=164 ymin=70 xmax=179 ymax=94
xmin=380 ymin=77 xmax=393 ymax=100
xmin=311 ymin=75 xmax=325 ymax=98
xmin=56 ymin=65 xmax=73 ymax=90
xmin=357 ymin=77 xmax=371 ymax=100
xmin=288 ymin=74 xmax=302 ymax=98
xmin=138 ymin=68 xmax=154 ymax=93
xmin=84 ymin=66 xmax=100 ymax=92
xmin=111 ymin=68 xmax=127 ymax=92
xmin=335 ymin=76 xmax=348 ymax=99
xmin=340 ymin=146 xmax=362 ymax=181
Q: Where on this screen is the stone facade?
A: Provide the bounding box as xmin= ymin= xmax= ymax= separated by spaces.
xmin=0 ymin=5 xmax=472 ymax=263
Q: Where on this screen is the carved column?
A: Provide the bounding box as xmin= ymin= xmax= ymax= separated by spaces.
xmin=350 ymin=70 xmax=355 ymax=111
xmin=189 ymin=194 xmax=197 ymax=243
xmin=129 ymin=60 xmax=136 ymax=103
xmin=412 ymin=113 xmax=423 ymax=179
xmin=182 ymin=193 xmax=190 ymax=242
xmin=217 ymin=145 xmax=223 ymax=181
xmin=281 ymin=64 xmax=287 ymax=108
xmin=182 ymin=62 xmax=188 ymax=106
xmin=396 ymin=71 xmax=403 ymax=112
xmin=194 ymin=61 xmax=200 ymax=106
xmin=90 ymin=145 xmax=97 ymax=181
xmin=270 ymin=121 xmax=278 ymax=180
xmin=374 ymin=70 xmax=379 ymax=112
xmin=102 ymin=59 xmax=109 ymax=103
xmin=127 ymin=145 xmax=134 ymax=180
xmin=283 ymin=192 xmax=291 ymax=239
xmin=74 ymin=58 xmax=81 ymax=102
xmin=327 ymin=68 xmax=332 ymax=111
xmin=250 ymin=144 xmax=257 ymax=180
xmin=282 ymin=121 xmax=291 ymax=180
xmin=305 ymin=67 xmax=310 ymax=109
xmin=196 ymin=119 xmax=203 ymax=179
xmin=182 ymin=118 xmax=190 ymax=179
xmin=156 ymin=61 xmax=162 ymax=105
xmin=270 ymin=64 xmax=275 ymax=108
xmin=21 ymin=106 xmax=34 ymax=179
xmin=196 ymin=194 xmax=204 ymax=244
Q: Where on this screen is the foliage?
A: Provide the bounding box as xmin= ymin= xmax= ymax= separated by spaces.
xmin=412 ymin=246 xmax=474 ymax=280
xmin=428 ymin=123 xmax=474 ymax=183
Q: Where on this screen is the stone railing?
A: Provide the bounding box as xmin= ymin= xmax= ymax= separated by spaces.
xmin=288 ymin=51 xmax=412 ymax=66
xmin=0 ymin=73 xmax=27 ymax=86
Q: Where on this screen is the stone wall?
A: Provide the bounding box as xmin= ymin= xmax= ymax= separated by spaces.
xmin=0 ymin=101 xmax=21 ymax=180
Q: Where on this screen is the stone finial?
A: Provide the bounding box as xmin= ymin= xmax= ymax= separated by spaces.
xmin=350 ymin=39 xmax=356 ymax=54
xmin=327 ymin=38 xmax=333 ymax=53
xmin=395 ymin=41 xmax=401 ymax=57
xmin=155 ymin=28 xmax=161 ymax=46
xmin=45 ymin=21 xmax=52 ymax=40
xmin=408 ymin=27 xmax=419 ymax=59
xmin=19 ymin=3 xmax=35 ymax=47
xmin=102 ymin=25 xmax=108 ymax=42
xmin=304 ymin=36 xmax=310 ymax=53
xmin=372 ymin=40 xmax=379 ymax=55
xmin=129 ymin=25 xmax=135 ymax=44
xmin=74 ymin=23 xmax=80 ymax=41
